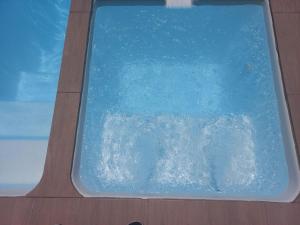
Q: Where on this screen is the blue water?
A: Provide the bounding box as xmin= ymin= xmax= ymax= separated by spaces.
xmin=75 ymin=1 xmax=289 ymax=198
xmin=0 ymin=0 xmax=70 ymax=194
xmin=0 ymin=0 xmax=70 ymax=138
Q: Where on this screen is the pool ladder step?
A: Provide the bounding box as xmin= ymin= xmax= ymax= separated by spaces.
xmin=166 ymin=0 xmax=193 ymax=8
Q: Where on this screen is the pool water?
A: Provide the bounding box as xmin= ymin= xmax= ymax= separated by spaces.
xmin=73 ymin=0 xmax=296 ymax=200
xmin=0 ymin=0 xmax=70 ymax=195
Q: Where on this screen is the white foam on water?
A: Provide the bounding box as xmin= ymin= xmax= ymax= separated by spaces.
xmin=97 ymin=113 xmax=256 ymax=190
xmin=166 ymin=0 xmax=193 ymax=8
xmin=96 ymin=114 xmax=141 ymax=183
xmin=152 ymin=116 xmax=210 ymax=187
xmin=200 ymin=116 xmax=257 ymax=189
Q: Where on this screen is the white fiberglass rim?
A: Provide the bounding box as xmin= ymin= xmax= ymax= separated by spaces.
xmin=263 ymin=0 xmax=300 ymax=202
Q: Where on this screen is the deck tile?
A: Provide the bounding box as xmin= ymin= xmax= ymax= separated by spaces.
xmin=11 ymin=198 xmax=34 ymax=225
xmin=58 ymin=12 xmax=91 ymax=93
xmin=206 ymin=201 xmax=267 ymax=225
xmin=147 ymin=200 xmax=268 ymax=225
xmin=70 ymin=0 xmax=93 ymax=12
xmin=266 ymin=202 xmax=300 ymax=225
xmin=28 ymin=93 xmax=81 ymax=197
xmin=288 ymin=94 xmax=300 ymax=157
xmin=274 ymin=14 xmax=300 ymax=94
xmin=270 ymin=0 xmax=300 ymax=13
xmin=273 ymin=13 xmax=300 ymax=94
xmin=0 ymin=198 xmax=15 ymax=225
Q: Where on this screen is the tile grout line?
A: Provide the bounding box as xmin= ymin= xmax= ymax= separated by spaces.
xmin=57 ymin=91 xmax=82 ymax=94
xmin=70 ymin=10 xmax=91 ymax=14
xmin=272 ymin=11 xmax=300 ymax=14
xmin=263 ymin=203 xmax=270 ymax=225
xmin=287 ymin=93 xmax=300 ymax=96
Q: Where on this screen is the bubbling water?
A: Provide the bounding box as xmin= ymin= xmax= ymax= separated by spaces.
xmin=96 ymin=113 xmax=257 ymax=192
xmin=166 ymin=0 xmax=193 ymax=8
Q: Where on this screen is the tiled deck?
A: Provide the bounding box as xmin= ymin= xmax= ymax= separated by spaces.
xmin=1 ymin=0 xmax=300 ymax=224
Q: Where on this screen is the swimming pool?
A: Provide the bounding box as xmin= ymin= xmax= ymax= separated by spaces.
xmin=0 ymin=0 xmax=70 ymax=195
xmin=72 ymin=0 xmax=300 ymax=201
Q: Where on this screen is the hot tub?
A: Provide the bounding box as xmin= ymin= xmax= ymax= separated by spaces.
xmin=72 ymin=0 xmax=300 ymax=202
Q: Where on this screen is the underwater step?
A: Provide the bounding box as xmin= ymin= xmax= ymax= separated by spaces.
xmin=166 ymin=0 xmax=193 ymax=8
